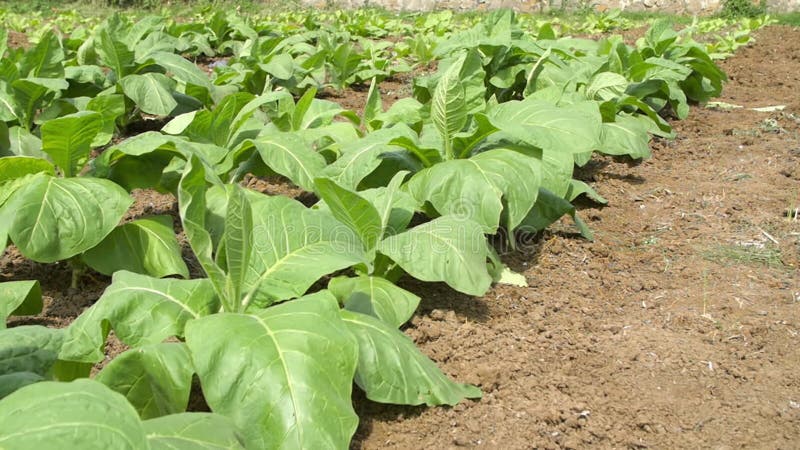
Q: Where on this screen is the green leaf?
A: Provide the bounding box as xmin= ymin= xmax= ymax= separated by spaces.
xmin=0 ymin=281 xmax=42 ymax=327
xmin=0 ymin=379 xmax=148 ymax=449
xmin=0 ymin=156 xmax=55 ymax=184
xmin=431 ymin=53 xmax=468 ymax=159
xmin=143 ymin=413 xmax=246 ymax=450
xmin=82 ymin=215 xmax=189 ymax=279
xmin=40 ymin=111 xmax=103 ymax=177
xmin=315 ymin=178 xmax=382 ymax=257
xmin=585 ymin=72 xmax=628 ymax=101
xmin=341 ymin=310 xmax=481 ymax=405
xmin=241 ymin=193 xmax=365 ymax=307
xmin=357 ymin=171 xmax=416 ymax=237
xmin=185 ymin=292 xmax=359 ymax=449
xmin=11 ymin=78 xmax=68 ymax=130
xmin=520 ymin=188 xmax=593 ymax=240
xmin=378 ymin=216 xmax=492 ymax=296
xmin=95 ymin=26 xmax=135 ymax=78
xmin=488 ymin=98 xmax=602 ymax=155
xmin=59 ymin=271 xmax=220 ymax=363
xmin=329 ymin=275 xmax=419 ymax=328
xmin=87 ymin=94 xmax=126 ymax=147
xmin=363 ymin=78 xmax=382 ymax=126
xmin=5 ymin=174 xmax=132 ymax=263
xmin=252 ymin=132 xmax=326 ymax=192
xmin=0 ymin=372 xmax=44 ymax=399
xmin=598 ymin=114 xmax=652 ymax=160
xmin=6 ymin=126 xmax=44 ymax=158
xmin=178 ymin=156 xmax=228 ymax=307
xmin=0 ymin=326 xmax=63 ymax=381
xmin=407 ymin=148 xmax=540 ymax=234
xmin=323 ymin=125 xmax=416 ymax=190
xmin=96 ymin=343 xmax=194 ymax=420
xmin=151 ymin=51 xmax=211 ymax=88
xmin=18 ymin=30 xmax=64 ymax=79
xmin=120 ymin=73 xmax=178 ymax=116
xmin=218 ymin=184 xmax=252 ymax=311
xmin=0 ymin=29 xmax=7 ymax=60
xmin=566 ymin=179 xmax=607 ymax=204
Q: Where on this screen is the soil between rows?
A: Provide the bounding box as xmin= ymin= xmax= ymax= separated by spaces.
xmin=2 ymin=25 xmax=798 ymax=450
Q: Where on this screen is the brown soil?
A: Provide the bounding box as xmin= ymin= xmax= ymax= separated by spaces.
xmin=2 ymin=25 xmax=799 ymax=450
xmin=7 ymin=31 xmax=29 ymax=50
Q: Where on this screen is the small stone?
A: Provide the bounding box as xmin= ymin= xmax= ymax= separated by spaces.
xmin=429 ymin=309 xmax=446 ymax=321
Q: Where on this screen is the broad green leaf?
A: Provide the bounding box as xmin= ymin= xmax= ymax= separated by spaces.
xmin=87 ymin=94 xmax=126 ymax=147
xmin=120 ymin=73 xmax=178 ymax=116
xmin=431 ymin=53 xmax=468 ymax=159
xmin=0 ymin=372 xmax=44 ymax=399
xmin=329 ymin=275 xmax=419 ymax=328
xmin=82 ymin=215 xmax=189 ymax=279
xmin=178 ymin=156 xmax=228 ymax=307
xmin=0 ymin=29 xmax=6 ymax=60
xmin=378 ymin=216 xmax=492 ymax=296
xmin=185 ymin=292 xmax=359 ymax=449
xmin=40 ymin=111 xmax=103 ymax=177
xmin=7 ymin=126 xmax=44 ymax=158
xmin=363 ymin=78 xmax=382 ymax=126
xmin=315 ymin=178 xmax=382 ymax=256
xmin=0 ymin=326 xmax=63 ymax=379
xmin=566 ymin=179 xmax=607 ymax=204
xmin=218 ymin=184 xmax=252 ymax=311
xmin=598 ymin=114 xmax=652 ymax=160
xmin=407 ymin=148 xmax=540 ymax=234
xmin=488 ymin=98 xmax=602 ymax=155
xmin=5 ymin=174 xmax=132 ymax=263
xmin=241 ymin=193 xmax=365 ymax=307
xmin=0 ymin=281 xmax=42 ymax=327
xmin=252 ymin=133 xmax=326 ymax=192
xmin=183 ymin=92 xmax=254 ymax=147
xmin=0 ymin=90 xmax=12 ymax=126
xmin=541 ymin=147 xmax=575 ymax=198
xmin=0 ymin=379 xmax=147 ymax=449
xmin=162 ymin=111 xmax=196 ymax=135
xmin=520 ymin=188 xmax=593 ymax=240
xmin=144 ymin=413 xmax=246 ymax=450
xmin=18 ymin=30 xmax=64 ymax=79
xmin=260 ymin=53 xmax=294 ymax=80
xmin=585 ymin=72 xmax=628 ymax=101
xmin=358 ymin=171 xmax=417 ymax=238
xmin=0 ymin=156 xmax=54 ymax=184
xmin=59 ymin=271 xmax=219 ymax=363
xmin=644 ymin=19 xmax=678 ymax=56
xmin=372 ymin=97 xmax=423 ymax=129
xmin=96 ymin=343 xmax=194 ymax=420
xmin=323 ymin=125 xmax=416 ymax=190
xmin=11 ymin=78 xmax=68 ymax=130
xmin=0 ymin=205 xmax=10 ymax=253
xmin=95 ymin=26 xmax=136 ymax=78
xmin=151 ymin=51 xmax=211 ymax=88
xmin=341 ymin=310 xmax=481 ymax=405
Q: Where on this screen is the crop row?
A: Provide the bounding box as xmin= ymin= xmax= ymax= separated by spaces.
xmin=0 ymin=8 xmax=764 ymax=449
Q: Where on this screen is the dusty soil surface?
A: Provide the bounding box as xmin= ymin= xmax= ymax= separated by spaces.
xmin=352 ymin=26 xmax=800 ymax=449
xmin=2 ymin=25 xmax=798 ymax=450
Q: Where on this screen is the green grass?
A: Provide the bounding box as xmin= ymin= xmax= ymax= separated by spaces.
xmin=0 ymin=0 xmax=293 ymax=16
xmin=773 ymin=12 xmax=800 ymax=26
xmin=703 ymin=243 xmax=784 ymax=268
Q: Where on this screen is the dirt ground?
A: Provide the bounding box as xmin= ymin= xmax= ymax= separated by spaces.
xmin=2 ymin=25 xmax=799 ymax=450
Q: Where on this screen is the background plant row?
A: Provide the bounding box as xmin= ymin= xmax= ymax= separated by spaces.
xmin=0 ymin=7 xmax=769 ymax=449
